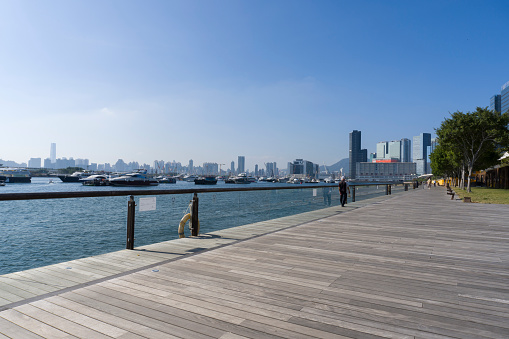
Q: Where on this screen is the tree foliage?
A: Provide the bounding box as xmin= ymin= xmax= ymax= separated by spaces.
xmin=433 ymin=107 xmax=509 ymax=192
xmin=430 ymin=144 xmax=460 ymax=178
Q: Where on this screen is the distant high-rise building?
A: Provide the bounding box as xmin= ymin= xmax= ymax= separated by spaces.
xmin=114 ymin=159 xmax=127 ymax=172
xmin=28 ymin=158 xmax=41 ymax=168
xmin=289 ymin=159 xmax=319 ymax=178
xmin=44 ymin=158 xmax=53 ymax=169
xmin=188 ymin=159 xmax=194 ymax=174
xmin=266 ymin=162 xmax=277 ymax=177
xmin=349 ymin=130 xmax=367 ymax=179
xmin=376 ymin=138 xmax=410 ymax=162
xmin=255 ymin=164 xmax=259 ymax=176
xmin=491 ymin=94 xmax=502 ymax=113
xmin=75 ymin=158 xmax=90 ymax=168
xmin=413 ymin=133 xmax=431 ymax=175
xmin=401 ymin=138 xmax=411 ymax=162
xmin=203 ymin=162 xmax=218 ymax=175
xmin=376 ymin=141 xmax=388 ymax=159
xmin=56 ymin=157 xmax=75 ymax=169
xmin=230 ymin=161 xmax=235 ymax=174
xmin=153 ymin=160 xmax=164 ymax=173
xmin=50 ymin=143 xmax=56 ymax=163
xmin=502 ymin=81 xmax=509 ymax=114
xmin=388 ymin=140 xmax=401 ymax=160
xmin=237 ymin=156 xmax=245 ymax=174
xmin=356 ymin=162 xmax=416 ymax=181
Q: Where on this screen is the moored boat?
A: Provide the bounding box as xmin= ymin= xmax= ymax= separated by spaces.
xmin=194 ymin=176 xmax=218 ymax=185
xmin=0 ymin=168 xmax=32 ymax=183
xmin=109 ymin=171 xmax=159 ymax=186
xmin=80 ymin=174 xmax=111 ymax=186
xmin=57 ymin=171 xmax=94 ymax=183
xmin=233 ymin=173 xmax=250 ymax=184
xmin=156 ymin=176 xmax=177 ymax=184
xmin=183 ymin=175 xmax=198 ymax=182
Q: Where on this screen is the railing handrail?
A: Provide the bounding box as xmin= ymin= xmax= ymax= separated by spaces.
xmin=0 ymin=183 xmax=397 ymax=201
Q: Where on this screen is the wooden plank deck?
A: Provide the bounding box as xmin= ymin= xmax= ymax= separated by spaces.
xmin=1 ymin=187 xmax=508 ymax=338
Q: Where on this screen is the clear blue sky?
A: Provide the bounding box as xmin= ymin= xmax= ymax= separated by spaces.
xmin=1 ymin=0 xmax=508 ymax=170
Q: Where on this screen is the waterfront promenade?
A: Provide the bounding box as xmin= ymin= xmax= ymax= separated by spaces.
xmin=0 ymin=188 xmax=508 ymax=338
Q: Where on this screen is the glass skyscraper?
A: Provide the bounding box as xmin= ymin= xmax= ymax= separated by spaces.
xmin=413 ymin=133 xmax=431 ymax=175
xmin=237 ymin=156 xmax=245 ymax=174
xmin=401 ymin=138 xmax=411 ymax=162
xmin=50 ymin=143 xmax=56 ymax=164
xmin=349 ymin=130 xmax=367 ymax=179
xmin=490 ymin=94 xmax=502 ymax=113
xmin=501 ymin=81 xmax=509 ymax=114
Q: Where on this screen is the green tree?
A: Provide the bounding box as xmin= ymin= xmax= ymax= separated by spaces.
xmin=430 ymin=144 xmax=461 ymax=179
xmin=435 ymin=107 xmax=509 ymax=192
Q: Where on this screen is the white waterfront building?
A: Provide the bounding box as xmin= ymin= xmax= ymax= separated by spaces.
xmin=355 ymin=162 xmax=416 ymax=181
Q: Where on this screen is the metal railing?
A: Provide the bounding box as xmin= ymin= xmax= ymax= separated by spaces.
xmin=0 ymin=183 xmax=400 ymax=254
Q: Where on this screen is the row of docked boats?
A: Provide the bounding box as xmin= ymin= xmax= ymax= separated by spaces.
xmin=57 ymin=170 xmax=176 ymax=186
xmin=0 ymin=166 xmax=333 ymax=187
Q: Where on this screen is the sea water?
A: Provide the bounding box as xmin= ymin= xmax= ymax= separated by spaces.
xmin=0 ymin=177 xmax=394 ymax=274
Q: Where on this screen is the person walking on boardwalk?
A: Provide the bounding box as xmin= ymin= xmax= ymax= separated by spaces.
xmin=338 ymin=176 xmax=350 ymax=207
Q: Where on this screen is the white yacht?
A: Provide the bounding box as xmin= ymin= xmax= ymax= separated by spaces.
xmin=183 ymin=175 xmax=198 ymax=182
xmin=109 ymin=172 xmax=159 ymax=186
xmin=57 ymin=170 xmax=94 ymax=183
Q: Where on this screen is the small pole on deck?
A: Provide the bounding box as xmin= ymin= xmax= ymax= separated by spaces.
xmin=191 ymin=192 xmax=199 ymax=236
xmin=126 ymin=195 xmax=135 ymax=250
xmin=352 ymin=186 xmax=356 ymax=202
xmin=386 ymin=185 xmax=389 ymax=195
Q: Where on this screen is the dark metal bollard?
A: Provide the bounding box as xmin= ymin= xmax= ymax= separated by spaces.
xmin=352 ymin=186 xmax=356 ymax=202
xmin=386 ymin=185 xmax=389 ymax=195
xmin=126 ymin=195 xmax=135 ymax=250
xmin=389 ymin=185 xmax=392 ymax=195
xmin=404 ymin=184 xmax=408 ymax=191
xmin=191 ymin=192 xmax=199 ymax=236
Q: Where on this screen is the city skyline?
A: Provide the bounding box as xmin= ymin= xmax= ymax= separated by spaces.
xmin=1 ymin=1 xmax=508 ymax=170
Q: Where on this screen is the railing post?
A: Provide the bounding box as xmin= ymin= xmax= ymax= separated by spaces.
xmin=191 ymin=192 xmax=199 ymax=236
xmin=386 ymin=185 xmax=389 ymax=195
xmin=126 ymin=195 xmax=135 ymax=250
xmin=352 ymin=186 xmax=356 ymax=202
xmin=389 ymin=185 xmax=392 ymax=195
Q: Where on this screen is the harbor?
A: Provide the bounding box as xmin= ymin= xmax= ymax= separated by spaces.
xmin=0 ymin=179 xmax=397 ymax=275
xmin=0 ymin=187 xmax=508 ymax=338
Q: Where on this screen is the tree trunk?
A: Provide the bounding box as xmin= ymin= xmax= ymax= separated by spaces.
xmin=460 ymin=164 xmax=465 ymax=190
xmin=467 ymin=164 xmax=473 ymax=193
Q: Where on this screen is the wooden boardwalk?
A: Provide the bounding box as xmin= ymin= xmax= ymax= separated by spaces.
xmin=1 ymin=187 xmax=508 ymax=338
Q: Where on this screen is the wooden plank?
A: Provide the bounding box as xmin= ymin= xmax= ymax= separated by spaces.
xmin=30 ymin=300 xmax=129 ymax=338
xmin=0 ymin=308 xmax=77 ymax=338
xmin=61 ymin=290 xmax=213 ymax=339
xmin=46 ymin=295 xmax=178 ymax=339
xmin=0 ymin=316 xmax=44 ymax=338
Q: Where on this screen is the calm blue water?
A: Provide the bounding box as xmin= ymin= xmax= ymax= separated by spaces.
xmin=0 ymin=177 xmax=396 ymax=274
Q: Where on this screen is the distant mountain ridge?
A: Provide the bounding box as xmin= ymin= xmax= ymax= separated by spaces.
xmin=320 ymin=158 xmax=349 ymax=175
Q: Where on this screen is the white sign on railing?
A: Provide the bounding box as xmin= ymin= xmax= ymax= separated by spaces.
xmin=139 ymin=197 xmax=156 ymax=211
